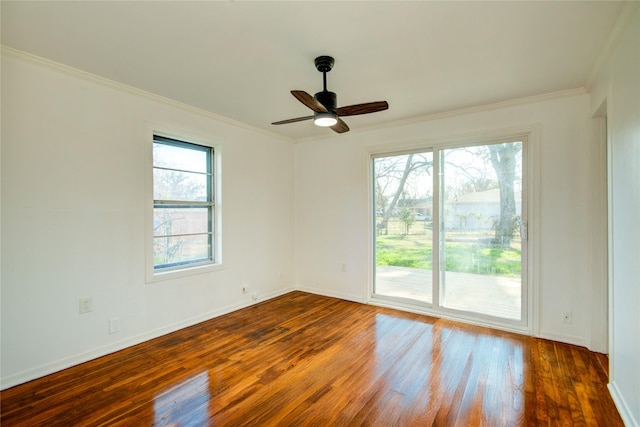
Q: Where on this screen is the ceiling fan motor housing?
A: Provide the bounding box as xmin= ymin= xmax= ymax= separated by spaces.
xmin=314 ymin=91 xmax=337 ymax=111
xmin=314 ymin=55 xmax=335 ymax=73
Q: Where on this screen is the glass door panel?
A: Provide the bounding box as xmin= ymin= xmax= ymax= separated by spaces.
xmin=373 ymin=152 xmax=434 ymax=303
xmin=439 ymin=142 xmax=524 ymax=320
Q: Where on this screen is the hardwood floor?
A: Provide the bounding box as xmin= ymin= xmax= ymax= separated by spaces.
xmin=1 ymin=291 xmax=623 ymax=426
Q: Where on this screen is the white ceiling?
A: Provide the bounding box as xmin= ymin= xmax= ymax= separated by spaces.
xmin=1 ymin=1 xmax=628 ymax=141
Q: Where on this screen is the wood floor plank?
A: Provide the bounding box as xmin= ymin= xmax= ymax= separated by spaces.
xmin=0 ymin=292 xmax=624 ymax=426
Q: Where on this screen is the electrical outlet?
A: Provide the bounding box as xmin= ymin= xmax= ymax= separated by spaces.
xmin=242 ymin=285 xmax=248 ymax=294
xmin=109 ymin=317 xmax=121 ymax=334
xmin=341 ymin=263 xmax=347 ymax=272
xmin=79 ymin=297 xmax=92 ymax=314
xmin=251 ymin=292 xmax=258 ymax=301
xmin=562 ymin=311 xmax=572 ymax=324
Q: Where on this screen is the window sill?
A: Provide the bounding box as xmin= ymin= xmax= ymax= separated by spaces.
xmin=146 ymin=262 xmax=225 ymax=284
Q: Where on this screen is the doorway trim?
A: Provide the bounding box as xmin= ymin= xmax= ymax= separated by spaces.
xmin=589 ymin=101 xmax=609 ymax=354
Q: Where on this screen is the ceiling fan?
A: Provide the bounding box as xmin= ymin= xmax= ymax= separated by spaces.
xmin=271 ymin=56 xmax=389 ymax=134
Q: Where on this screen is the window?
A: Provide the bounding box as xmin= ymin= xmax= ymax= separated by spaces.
xmin=372 ymin=135 xmax=530 ymax=330
xmin=152 ymin=135 xmax=216 ymax=274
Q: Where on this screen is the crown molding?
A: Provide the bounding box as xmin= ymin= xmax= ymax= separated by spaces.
xmin=297 ymin=87 xmax=587 ymax=144
xmin=1 ymin=46 xmax=295 ymax=144
xmin=391 ymin=87 xmax=587 ymax=128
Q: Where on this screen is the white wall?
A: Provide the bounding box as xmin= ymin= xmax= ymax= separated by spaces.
xmin=295 ymin=92 xmax=603 ymax=348
xmin=1 ymin=51 xmax=295 ymax=388
xmin=591 ymin=6 xmax=640 ymax=426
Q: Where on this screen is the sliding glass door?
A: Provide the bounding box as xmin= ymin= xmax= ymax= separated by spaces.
xmin=373 ymin=152 xmax=434 ymax=303
xmin=373 ymin=139 xmax=526 ymax=324
xmin=438 ymin=141 xmax=524 ymax=320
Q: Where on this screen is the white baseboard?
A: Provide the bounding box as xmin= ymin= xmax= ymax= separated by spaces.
xmin=609 ymin=381 xmax=639 ymax=427
xmin=537 ymin=330 xmax=589 ymax=348
xmin=1 ymin=287 xmax=295 ymax=390
xmin=295 ymin=286 xmax=365 ymax=304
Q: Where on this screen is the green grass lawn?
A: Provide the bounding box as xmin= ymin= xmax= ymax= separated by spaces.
xmin=376 ymin=234 xmax=521 ymax=277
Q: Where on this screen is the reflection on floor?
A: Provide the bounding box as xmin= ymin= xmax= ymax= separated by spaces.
xmin=375 ymin=265 xmax=521 ymax=320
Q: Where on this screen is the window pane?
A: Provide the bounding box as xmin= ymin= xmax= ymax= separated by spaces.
xmin=154 ymin=234 xmax=212 ymax=269
xmin=153 ymin=208 xmax=210 ymax=237
xmin=153 ymin=169 xmax=208 ymax=201
xmin=373 ymin=152 xmax=434 ymax=304
xmin=153 ymin=142 xmax=208 ymax=173
xmin=151 ymin=135 xmax=216 ymax=275
xmin=439 ymin=142 xmax=522 ymax=320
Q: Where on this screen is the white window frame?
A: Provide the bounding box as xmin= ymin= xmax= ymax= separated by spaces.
xmin=145 ymin=126 xmax=223 ymax=283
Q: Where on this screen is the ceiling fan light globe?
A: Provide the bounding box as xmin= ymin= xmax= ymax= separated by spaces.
xmin=314 ymin=112 xmax=338 ymax=127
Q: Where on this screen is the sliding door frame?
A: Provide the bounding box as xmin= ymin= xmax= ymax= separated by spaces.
xmin=366 ymin=125 xmax=540 ymax=336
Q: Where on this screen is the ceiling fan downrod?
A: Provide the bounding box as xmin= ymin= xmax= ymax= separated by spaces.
xmin=315 ymin=55 xmax=334 ymax=91
xmin=314 ymin=56 xmax=336 ymax=109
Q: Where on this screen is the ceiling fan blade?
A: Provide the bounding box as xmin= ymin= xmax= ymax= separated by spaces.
xmin=334 ymin=101 xmax=389 ymax=117
xmin=331 ymin=118 xmax=350 ymax=134
xmin=271 ymin=116 xmax=313 ymax=125
xmin=291 ymin=90 xmax=328 ymax=113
